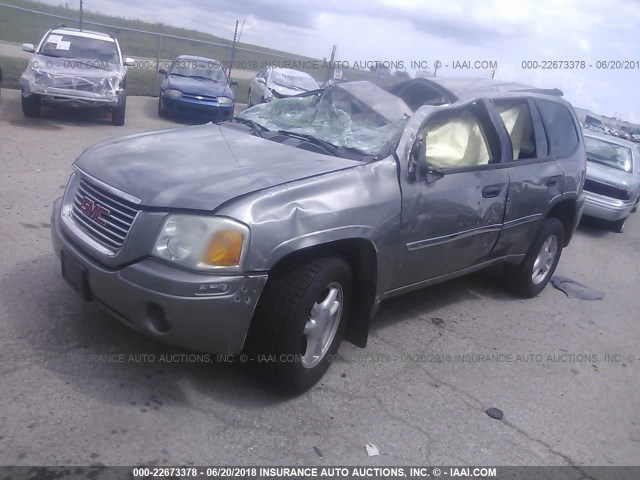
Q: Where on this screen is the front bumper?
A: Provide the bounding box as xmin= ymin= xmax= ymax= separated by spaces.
xmin=51 ymin=198 xmax=267 ymax=355
xmin=583 ymin=190 xmax=635 ymax=221
xmin=22 ymin=81 xmax=120 ymax=106
xmin=161 ymin=95 xmax=234 ymax=120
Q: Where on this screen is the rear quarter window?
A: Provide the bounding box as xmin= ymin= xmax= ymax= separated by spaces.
xmin=536 ymin=99 xmax=579 ymax=158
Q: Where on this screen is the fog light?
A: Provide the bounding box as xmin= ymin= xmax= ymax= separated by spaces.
xmin=197 ymin=283 xmax=229 ymax=296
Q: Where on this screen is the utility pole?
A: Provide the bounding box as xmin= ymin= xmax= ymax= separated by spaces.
xmin=227 ymin=20 xmax=239 ymax=83
xmin=490 ymin=68 xmax=496 ymax=79
xmin=327 ymin=44 xmax=337 ymax=82
xmin=79 ymin=0 xmax=84 ymax=31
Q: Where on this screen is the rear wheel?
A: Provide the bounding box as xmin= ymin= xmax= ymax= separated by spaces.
xmin=21 ymin=93 xmax=41 ymax=117
xmin=246 ymin=256 xmax=352 ymax=394
xmin=610 ymin=216 xmax=627 ymax=233
xmin=504 ymin=217 xmax=564 ymax=298
xmin=111 ymin=94 xmax=126 ymax=126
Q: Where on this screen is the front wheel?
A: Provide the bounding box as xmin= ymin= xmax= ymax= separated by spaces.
xmin=157 ymin=97 xmax=165 ymax=118
xmin=111 ymin=94 xmax=126 ymax=126
xmin=246 ymin=256 xmax=352 ymax=394
xmin=504 ymin=217 xmax=564 ymax=298
xmin=22 ymin=93 xmax=41 ymax=117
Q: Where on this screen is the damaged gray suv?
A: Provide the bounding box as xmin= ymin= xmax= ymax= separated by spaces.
xmin=20 ymin=27 xmax=134 ymax=125
xmin=51 ymin=78 xmax=586 ymax=392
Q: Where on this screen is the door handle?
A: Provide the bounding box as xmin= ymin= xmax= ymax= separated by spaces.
xmin=482 ymin=186 xmax=502 ymax=198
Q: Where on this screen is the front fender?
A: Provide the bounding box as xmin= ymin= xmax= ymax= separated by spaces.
xmin=218 ymin=156 xmax=403 ymax=298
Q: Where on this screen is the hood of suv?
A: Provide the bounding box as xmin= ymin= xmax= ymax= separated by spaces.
xmin=75 ymin=123 xmax=360 ymax=211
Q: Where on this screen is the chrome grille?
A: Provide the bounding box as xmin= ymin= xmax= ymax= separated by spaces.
xmin=71 ymin=176 xmax=140 ymax=251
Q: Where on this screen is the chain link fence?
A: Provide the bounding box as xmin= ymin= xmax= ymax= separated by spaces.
xmin=0 ymin=1 xmax=398 ymax=102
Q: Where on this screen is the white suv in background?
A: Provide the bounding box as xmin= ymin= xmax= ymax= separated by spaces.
xmin=20 ymin=27 xmax=134 ymax=125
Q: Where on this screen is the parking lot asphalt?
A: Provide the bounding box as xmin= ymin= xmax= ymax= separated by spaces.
xmin=0 ymin=88 xmax=638 ymax=467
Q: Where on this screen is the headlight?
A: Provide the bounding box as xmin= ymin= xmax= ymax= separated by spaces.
xmin=153 ymin=215 xmax=249 ymax=271
xmin=218 ymin=96 xmax=233 ymax=105
xmin=164 ymin=89 xmax=182 ymax=97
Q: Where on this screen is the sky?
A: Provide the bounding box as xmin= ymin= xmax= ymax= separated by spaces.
xmin=46 ymin=0 xmax=640 ymax=122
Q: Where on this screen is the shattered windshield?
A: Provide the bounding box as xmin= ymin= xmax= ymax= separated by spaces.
xmin=237 ymin=81 xmax=410 ymax=157
xmin=585 ymin=136 xmax=633 ymax=172
xmin=170 ymin=59 xmax=226 ymax=82
xmin=269 ymin=70 xmax=319 ymax=91
xmin=39 ymin=34 xmax=119 ymax=66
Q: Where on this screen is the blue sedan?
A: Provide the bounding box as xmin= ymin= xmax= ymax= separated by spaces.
xmin=158 ymin=55 xmax=236 ymax=121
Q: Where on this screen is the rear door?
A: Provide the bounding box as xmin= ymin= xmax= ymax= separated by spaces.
xmin=389 ymin=100 xmax=510 ymax=291
xmin=490 ymin=97 xmax=565 ymax=257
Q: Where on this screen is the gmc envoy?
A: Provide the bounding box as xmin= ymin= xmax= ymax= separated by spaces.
xmin=51 ymin=78 xmax=586 ymax=392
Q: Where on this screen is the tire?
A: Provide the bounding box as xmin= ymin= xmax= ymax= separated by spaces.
xmin=631 ymin=198 xmax=639 ymax=214
xmin=111 ymin=94 xmax=126 ymax=126
xmin=610 ymin=216 xmax=627 ymax=233
xmin=504 ymin=217 xmax=564 ymax=298
xmin=157 ymin=97 xmax=165 ymax=118
xmin=21 ymin=93 xmax=41 ymax=117
xmin=246 ymin=256 xmax=352 ymax=394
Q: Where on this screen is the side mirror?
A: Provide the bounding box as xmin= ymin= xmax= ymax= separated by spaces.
xmin=230 ymin=80 xmax=239 ymax=86
xmin=409 ymin=133 xmax=444 ymax=183
xmin=22 ymin=43 xmax=35 ymax=53
xmin=256 ymin=77 xmax=266 ymax=85
xmin=425 ymin=166 xmax=445 ymax=183
xmin=124 ymin=57 xmax=135 ymax=67
xmin=158 ymin=68 xmax=167 ymax=75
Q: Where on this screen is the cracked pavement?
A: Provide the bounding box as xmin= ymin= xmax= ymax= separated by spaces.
xmin=0 ymin=88 xmax=638 ymax=467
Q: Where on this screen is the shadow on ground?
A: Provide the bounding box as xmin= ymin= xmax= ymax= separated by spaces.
xmin=0 ymin=253 xmax=523 ymax=411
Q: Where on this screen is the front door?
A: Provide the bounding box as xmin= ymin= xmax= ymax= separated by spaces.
xmin=390 ymin=100 xmax=509 ymax=291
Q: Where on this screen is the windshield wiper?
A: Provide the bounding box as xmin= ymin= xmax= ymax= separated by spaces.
xmin=168 ymin=72 xmax=188 ymax=77
xmin=234 ymin=117 xmax=269 ymax=137
xmin=40 ymin=52 xmax=62 ymax=58
xmin=191 ymin=75 xmax=218 ymax=82
xmin=278 ymin=130 xmax=376 ymax=160
xmin=277 ymin=130 xmax=341 ymax=156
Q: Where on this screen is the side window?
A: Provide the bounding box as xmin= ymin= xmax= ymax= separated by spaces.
xmin=423 ymin=109 xmax=493 ymax=169
xmin=536 ymin=100 xmax=579 ymax=158
xmin=494 ymin=100 xmax=537 ymax=160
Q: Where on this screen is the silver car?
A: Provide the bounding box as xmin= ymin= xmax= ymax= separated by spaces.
xmin=51 ymin=79 xmax=586 ymax=392
xmin=582 ymin=131 xmax=640 ymax=232
xmin=248 ymin=67 xmax=319 ymax=106
xmin=20 ymin=27 xmax=134 ymax=125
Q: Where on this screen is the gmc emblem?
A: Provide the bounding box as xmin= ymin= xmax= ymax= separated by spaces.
xmin=80 ymin=196 xmax=110 ymax=226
